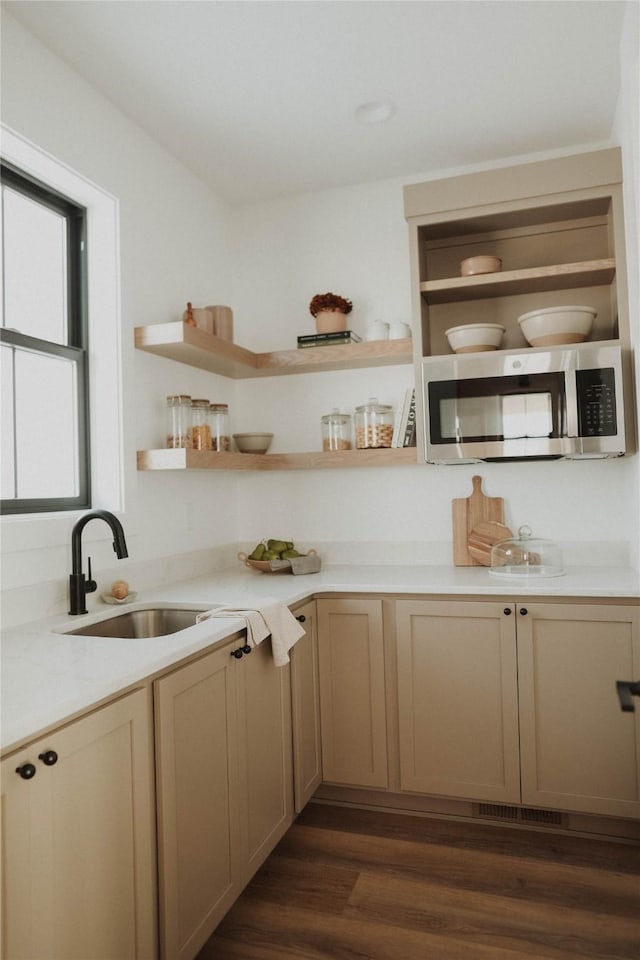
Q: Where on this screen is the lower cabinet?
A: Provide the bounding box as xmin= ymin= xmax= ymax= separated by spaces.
xmin=317 ymin=597 xmax=388 ymax=789
xmin=517 ymin=602 xmax=640 ymax=818
xmin=290 ymin=600 xmax=322 ymax=812
xmin=154 ymin=635 xmax=293 ymax=960
xmin=0 ymin=688 xmax=157 ymax=960
xmin=395 ymin=599 xmax=640 ymax=819
xmin=395 ymin=599 xmax=520 ymax=803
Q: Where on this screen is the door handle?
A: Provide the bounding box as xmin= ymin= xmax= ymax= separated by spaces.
xmin=616 ymin=680 xmax=640 ymax=712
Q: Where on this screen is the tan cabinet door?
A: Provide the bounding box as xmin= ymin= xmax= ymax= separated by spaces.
xmin=396 ymin=600 xmax=521 ymax=804
xmin=1 ymin=688 xmax=157 ymax=960
xmin=290 ymin=600 xmax=322 ymax=812
xmin=318 ymin=598 xmax=388 ymax=789
xmin=155 ymin=644 xmax=242 ymax=960
xmin=517 ymin=602 xmax=640 ymax=818
xmin=236 ymin=635 xmax=294 ymax=881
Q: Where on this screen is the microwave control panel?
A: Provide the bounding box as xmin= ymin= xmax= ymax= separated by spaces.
xmin=576 ymin=367 xmax=617 ymax=437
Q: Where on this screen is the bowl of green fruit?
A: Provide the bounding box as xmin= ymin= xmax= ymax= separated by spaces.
xmin=239 ymin=539 xmax=319 ymax=573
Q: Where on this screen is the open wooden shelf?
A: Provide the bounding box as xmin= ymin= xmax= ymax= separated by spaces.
xmin=420 ymin=259 xmax=616 ymax=304
xmin=134 ymin=322 xmax=413 ymax=378
xmin=137 ymin=447 xmax=418 ymax=471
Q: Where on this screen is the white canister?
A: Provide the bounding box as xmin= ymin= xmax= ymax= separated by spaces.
xmin=388 ymin=321 xmax=412 ymax=340
xmin=365 ymin=319 xmax=389 ymax=341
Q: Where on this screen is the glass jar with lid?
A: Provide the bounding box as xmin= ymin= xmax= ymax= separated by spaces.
xmin=354 ymin=397 xmax=394 ymax=449
xmin=190 ymin=398 xmax=212 ymax=450
xmin=321 ymin=409 xmax=352 ymax=451
xmin=209 ymin=403 xmax=230 ymax=451
xmin=166 ymin=394 xmax=192 ymax=448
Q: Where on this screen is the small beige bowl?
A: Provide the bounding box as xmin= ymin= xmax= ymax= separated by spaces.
xmin=446 ymin=323 xmax=505 ymax=353
xmin=460 ymin=255 xmax=502 ymax=277
xmin=233 ymin=432 xmax=273 ymax=454
xmin=517 ymin=305 xmax=596 ymax=346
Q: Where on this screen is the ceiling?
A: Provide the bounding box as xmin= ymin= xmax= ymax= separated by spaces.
xmin=3 ymin=0 xmax=627 ymax=206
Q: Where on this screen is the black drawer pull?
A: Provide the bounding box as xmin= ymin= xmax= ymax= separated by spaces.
xmin=230 ymin=648 xmax=244 ymax=660
xmin=38 ymin=750 xmax=58 ymax=766
xmin=16 ymin=763 xmax=36 ymax=780
xmin=503 ymin=607 xmax=512 ymax=616
xmin=519 ymin=607 xmax=528 ymax=616
xmin=296 ymin=615 xmax=306 ymax=623
xmin=241 ymin=644 xmax=252 ymax=655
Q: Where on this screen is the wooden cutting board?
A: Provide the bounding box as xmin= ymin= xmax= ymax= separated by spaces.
xmin=467 ymin=519 xmax=513 ymax=566
xmin=452 ymin=475 xmax=506 ymax=566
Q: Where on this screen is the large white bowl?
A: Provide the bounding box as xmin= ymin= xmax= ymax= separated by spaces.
xmin=517 ymin=305 xmax=596 ymax=347
xmin=445 ymin=323 xmax=505 ymax=353
xmin=233 ymin=432 xmax=273 ymax=454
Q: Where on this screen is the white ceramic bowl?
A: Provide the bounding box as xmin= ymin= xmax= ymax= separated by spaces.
xmin=233 ymin=432 xmax=273 ymax=454
xmin=445 ymin=323 xmax=505 ymax=353
xmin=460 ymin=255 xmax=502 ymax=277
xmin=517 ymin=305 xmax=596 ymax=347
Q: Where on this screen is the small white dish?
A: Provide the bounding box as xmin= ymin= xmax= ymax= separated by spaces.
xmin=101 ymin=591 xmax=138 ymax=605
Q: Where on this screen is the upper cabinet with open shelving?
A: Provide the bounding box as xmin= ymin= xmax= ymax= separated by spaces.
xmin=404 ymin=148 xmax=630 ymax=358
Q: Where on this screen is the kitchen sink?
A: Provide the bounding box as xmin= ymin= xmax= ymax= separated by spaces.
xmin=62 ymin=606 xmax=213 ymax=639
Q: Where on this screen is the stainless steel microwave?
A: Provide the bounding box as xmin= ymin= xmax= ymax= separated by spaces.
xmin=422 ymin=343 xmax=626 ymax=463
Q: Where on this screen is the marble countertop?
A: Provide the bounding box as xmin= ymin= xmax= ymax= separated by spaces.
xmin=2 ymin=562 xmax=638 ymax=753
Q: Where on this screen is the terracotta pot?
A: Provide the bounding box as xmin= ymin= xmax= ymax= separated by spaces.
xmin=315 ymin=310 xmax=348 ymax=334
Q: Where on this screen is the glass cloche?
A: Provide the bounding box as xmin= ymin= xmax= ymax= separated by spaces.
xmin=489 ymin=525 xmax=565 ymax=578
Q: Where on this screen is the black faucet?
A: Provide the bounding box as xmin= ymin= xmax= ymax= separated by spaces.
xmin=69 ymin=509 xmax=128 ymax=615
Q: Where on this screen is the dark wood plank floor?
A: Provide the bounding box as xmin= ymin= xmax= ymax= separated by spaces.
xmin=197 ymin=803 xmax=640 ymax=960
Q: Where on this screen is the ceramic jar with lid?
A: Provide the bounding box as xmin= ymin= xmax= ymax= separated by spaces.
xmin=209 ymin=403 xmax=230 ymax=451
xmin=354 ymin=397 xmax=394 ymax=449
xmin=321 ymin=409 xmax=352 ymax=451
xmin=166 ymin=394 xmax=192 ymax=448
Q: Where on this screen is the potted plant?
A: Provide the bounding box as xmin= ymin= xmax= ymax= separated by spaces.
xmin=309 ymin=292 xmax=353 ymax=334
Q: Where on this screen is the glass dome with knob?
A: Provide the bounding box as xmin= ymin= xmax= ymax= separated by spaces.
xmin=489 ymin=525 xmax=565 ymax=578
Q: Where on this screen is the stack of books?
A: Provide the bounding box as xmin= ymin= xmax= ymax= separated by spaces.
xmin=391 ymin=387 xmax=417 ymax=447
xmin=297 ymin=331 xmax=362 ymax=349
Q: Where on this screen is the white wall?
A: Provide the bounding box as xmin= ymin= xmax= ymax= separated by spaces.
xmin=1 ymin=13 xmax=241 ymax=622
xmin=1 ymin=8 xmax=638 ymax=627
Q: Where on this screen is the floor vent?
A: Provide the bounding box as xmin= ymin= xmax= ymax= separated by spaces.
xmin=474 ymin=803 xmax=566 ymax=827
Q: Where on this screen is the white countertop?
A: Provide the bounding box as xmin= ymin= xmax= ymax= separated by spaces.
xmin=2 ymin=562 xmax=638 ymax=753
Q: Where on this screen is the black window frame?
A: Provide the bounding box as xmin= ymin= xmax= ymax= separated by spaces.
xmin=1 ymin=161 xmax=91 ymax=514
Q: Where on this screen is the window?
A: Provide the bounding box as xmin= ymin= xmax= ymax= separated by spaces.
xmin=1 ymin=162 xmax=90 ymax=513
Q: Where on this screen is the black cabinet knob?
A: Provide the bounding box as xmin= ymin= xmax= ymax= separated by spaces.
xmin=230 ymin=648 xmax=244 ymax=660
xmin=519 ymin=608 xmax=528 ymax=616
xmin=16 ymin=762 xmax=36 ymax=780
xmin=296 ymin=615 xmax=306 ymax=623
xmin=503 ymin=607 xmax=512 ymax=616
xmin=241 ymin=644 xmax=252 ymax=655
xmin=38 ymin=750 xmax=58 ymax=766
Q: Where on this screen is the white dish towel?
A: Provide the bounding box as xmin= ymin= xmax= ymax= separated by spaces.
xmin=196 ymin=599 xmax=305 ymax=667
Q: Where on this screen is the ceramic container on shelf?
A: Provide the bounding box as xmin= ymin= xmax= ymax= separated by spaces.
xmin=315 ymin=310 xmax=348 ymax=334
xmin=365 ymin=319 xmax=389 ymax=341
xmin=517 ymin=305 xmax=596 ymax=346
xmin=445 ymin=323 xmax=505 ymax=353
xmin=388 ymin=321 xmax=411 ymax=340
xmin=460 ymin=255 xmax=502 ymax=276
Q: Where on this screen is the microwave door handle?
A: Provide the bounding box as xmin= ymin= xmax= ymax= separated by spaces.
xmin=565 ymin=368 xmax=579 ymax=437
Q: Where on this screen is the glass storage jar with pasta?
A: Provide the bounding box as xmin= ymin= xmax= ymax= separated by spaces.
xmin=355 ymin=398 xmax=394 ymax=449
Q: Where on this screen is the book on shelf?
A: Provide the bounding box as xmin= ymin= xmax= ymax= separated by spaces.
xmin=297 ymin=330 xmax=362 ymax=348
xmin=392 ymin=387 xmax=416 ymax=447
xmin=402 ymin=389 xmax=417 ymax=447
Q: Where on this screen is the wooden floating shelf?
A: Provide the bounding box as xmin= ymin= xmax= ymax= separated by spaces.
xmin=420 ymin=259 xmax=616 ymax=304
xmin=134 ymin=322 xmax=413 ymax=378
xmin=137 ymin=447 xmax=418 ymax=471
